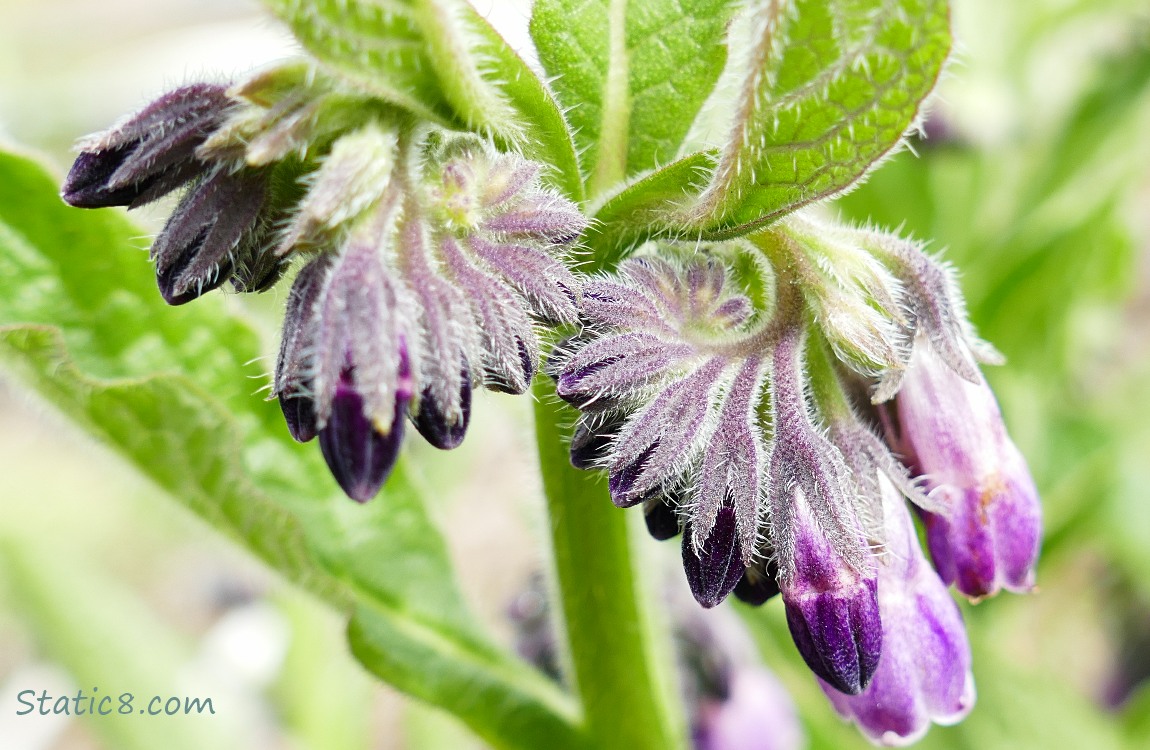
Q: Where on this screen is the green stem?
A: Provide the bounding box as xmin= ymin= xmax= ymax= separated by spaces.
xmin=532 ymin=380 xmax=686 ymax=750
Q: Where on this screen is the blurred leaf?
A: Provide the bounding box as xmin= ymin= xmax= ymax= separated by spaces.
xmin=0 ymin=148 xmax=581 ymax=750
xmin=530 ymin=0 xmax=737 ymax=192
xmin=263 ymin=0 xmax=584 ymax=201
xmin=272 ymin=592 xmax=373 ymax=750
xmin=0 ymin=539 xmax=241 ymax=750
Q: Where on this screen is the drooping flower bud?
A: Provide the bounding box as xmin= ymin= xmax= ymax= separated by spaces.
xmin=683 ymin=502 xmax=745 ymax=609
xmin=894 ymin=342 xmax=1042 ymax=599
xmin=309 ymin=239 xmax=413 ymax=501
xmin=732 ymin=557 xmax=780 ymax=607
xmin=273 ymin=255 xmax=332 ymax=443
xmin=820 ymin=476 xmax=975 ymax=745
xmin=62 ymin=83 xmax=233 ymax=209
xmin=151 ymin=168 xmax=269 ymax=305
xmin=769 ymin=318 xmax=882 ymax=695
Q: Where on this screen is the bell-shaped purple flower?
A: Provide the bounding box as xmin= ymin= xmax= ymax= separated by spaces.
xmin=895 ymin=343 xmax=1042 ymax=599
xmin=820 ymin=476 xmax=975 ymax=745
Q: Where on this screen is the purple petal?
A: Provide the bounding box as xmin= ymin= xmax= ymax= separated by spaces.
xmin=411 ymin=370 xmax=471 ymax=450
xmin=895 ymin=344 xmax=1042 ymax=598
xmin=683 ymin=504 xmax=744 ymax=608
xmin=319 ymin=372 xmax=407 ymax=503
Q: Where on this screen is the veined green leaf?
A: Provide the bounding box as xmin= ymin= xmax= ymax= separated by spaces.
xmin=585 ymin=0 xmax=950 ymax=258
xmin=691 ymin=0 xmax=950 ymax=235
xmin=531 ymin=0 xmax=738 ymax=196
xmin=263 ymin=0 xmax=583 ymax=200
xmin=0 ymin=149 xmax=580 ymax=750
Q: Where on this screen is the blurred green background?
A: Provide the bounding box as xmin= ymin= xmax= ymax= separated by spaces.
xmin=1 ymin=0 xmax=1148 ymax=748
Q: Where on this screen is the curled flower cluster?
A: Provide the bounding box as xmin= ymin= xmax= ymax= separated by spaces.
xmin=62 ymin=71 xmax=585 ymax=502
xmin=550 ymin=216 xmax=1042 ymax=744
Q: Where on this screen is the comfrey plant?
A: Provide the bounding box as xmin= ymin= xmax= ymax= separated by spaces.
xmin=55 ymin=0 xmax=1041 ymax=747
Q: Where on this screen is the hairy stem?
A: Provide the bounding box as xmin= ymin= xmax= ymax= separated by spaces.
xmin=532 ymin=379 xmax=685 ymax=750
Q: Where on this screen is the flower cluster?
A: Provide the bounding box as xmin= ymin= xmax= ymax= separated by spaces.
xmin=550 ymin=214 xmax=1042 ymax=743
xmin=62 ymin=70 xmax=585 ymax=502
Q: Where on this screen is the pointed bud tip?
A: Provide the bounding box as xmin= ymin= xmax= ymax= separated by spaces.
xmin=683 ymin=506 xmax=744 ymax=609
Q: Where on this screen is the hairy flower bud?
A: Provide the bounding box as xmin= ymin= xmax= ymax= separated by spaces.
xmin=770 ymin=320 xmax=882 ymax=695
xmin=894 ymin=343 xmax=1042 ymax=599
xmin=151 ymin=168 xmax=269 ymax=305
xmin=683 ymin=502 xmax=745 ymax=609
xmin=821 ymin=476 xmax=975 ymax=745
xmin=62 ymin=83 xmax=232 ymax=209
xmin=273 ymin=255 xmax=332 ymax=443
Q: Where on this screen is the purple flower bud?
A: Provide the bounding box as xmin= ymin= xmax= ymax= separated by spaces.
xmin=273 ymin=256 xmax=331 ymax=443
xmin=319 ymin=355 xmax=411 ymax=503
xmin=411 ymin=369 xmax=472 ymax=450
xmin=782 ymin=537 xmax=882 ymax=695
xmin=770 ymin=321 xmax=882 ymax=695
xmin=643 ymin=490 xmax=682 ymax=541
xmin=733 ymin=559 xmax=780 ymax=607
xmin=820 ymin=477 xmax=975 ymax=745
xmin=569 ymin=412 xmax=625 ymax=470
xmin=310 ymin=240 xmax=413 ymax=502
xmin=151 ymin=168 xmax=268 ymax=305
xmin=683 ymin=503 xmax=745 ymax=609
xmin=62 ymin=83 xmax=232 ymax=209
xmin=895 ymin=344 xmax=1042 ymax=599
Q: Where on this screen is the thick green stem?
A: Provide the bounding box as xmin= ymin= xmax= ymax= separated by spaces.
xmin=532 ymin=380 xmax=686 ymax=750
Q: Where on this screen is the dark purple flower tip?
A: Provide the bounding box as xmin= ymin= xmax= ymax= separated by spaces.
xmin=62 ymin=145 xmax=145 ymax=208
xmin=643 ymin=494 xmax=681 ymax=541
xmin=683 ymin=505 xmax=745 ymax=609
xmin=733 ymin=561 xmax=781 ymax=607
xmin=485 ymin=336 xmax=535 ymax=394
xmin=569 ymin=413 xmax=624 ymax=470
xmin=278 ymin=390 xmax=318 ymax=443
xmin=556 ymin=356 xmax=623 ymax=407
xmin=151 ymin=169 xmax=268 ymax=305
xmin=784 ymin=576 xmax=882 ymax=695
xmin=608 ymin=441 xmax=658 ymax=507
xmin=411 ymin=371 xmax=471 ymax=450
xmin=319 ymin=370 xmax=407 ymax=503
xmin=62 ymin=83 xmax=231 ymax=209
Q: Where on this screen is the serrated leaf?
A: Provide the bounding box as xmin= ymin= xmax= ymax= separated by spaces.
xmin=530 ymin=0 xmax=737 ymax=195
xmin=263 ymin=0 xmax=583 ymax=200
xmin=585 ymin=0 xmax=950 ymax=259
xmin=690 ymin=0 xmax=950 ymax=235
xmin=0 ymin=149 xmax=580 ymax=750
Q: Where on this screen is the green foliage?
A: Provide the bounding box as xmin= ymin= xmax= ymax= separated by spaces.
xmin=0 ymin=149 xmax=580 ymax=750
xmin=263 ymin=0 xmax=585 ymax=200
xmin=531 ymin=0 xmax=738 ymax=194
xmin=583 ymin=0 xmax=951 ymax=258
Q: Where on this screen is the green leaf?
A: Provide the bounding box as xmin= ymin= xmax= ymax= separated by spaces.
xmin=585 ymin=0 xmax=951 ymax=258
xmin=530 ymin=0 xmax=737 ymax=195
xmin=263 ymin=0 xmax=584 ymax=201
xmin=0 ymin=539 xmax=242 ymax=750
xmin=0 ymin=148 xmax=580 ymax=750
xmin=690 ymin=0 xmax=950 ymax=235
